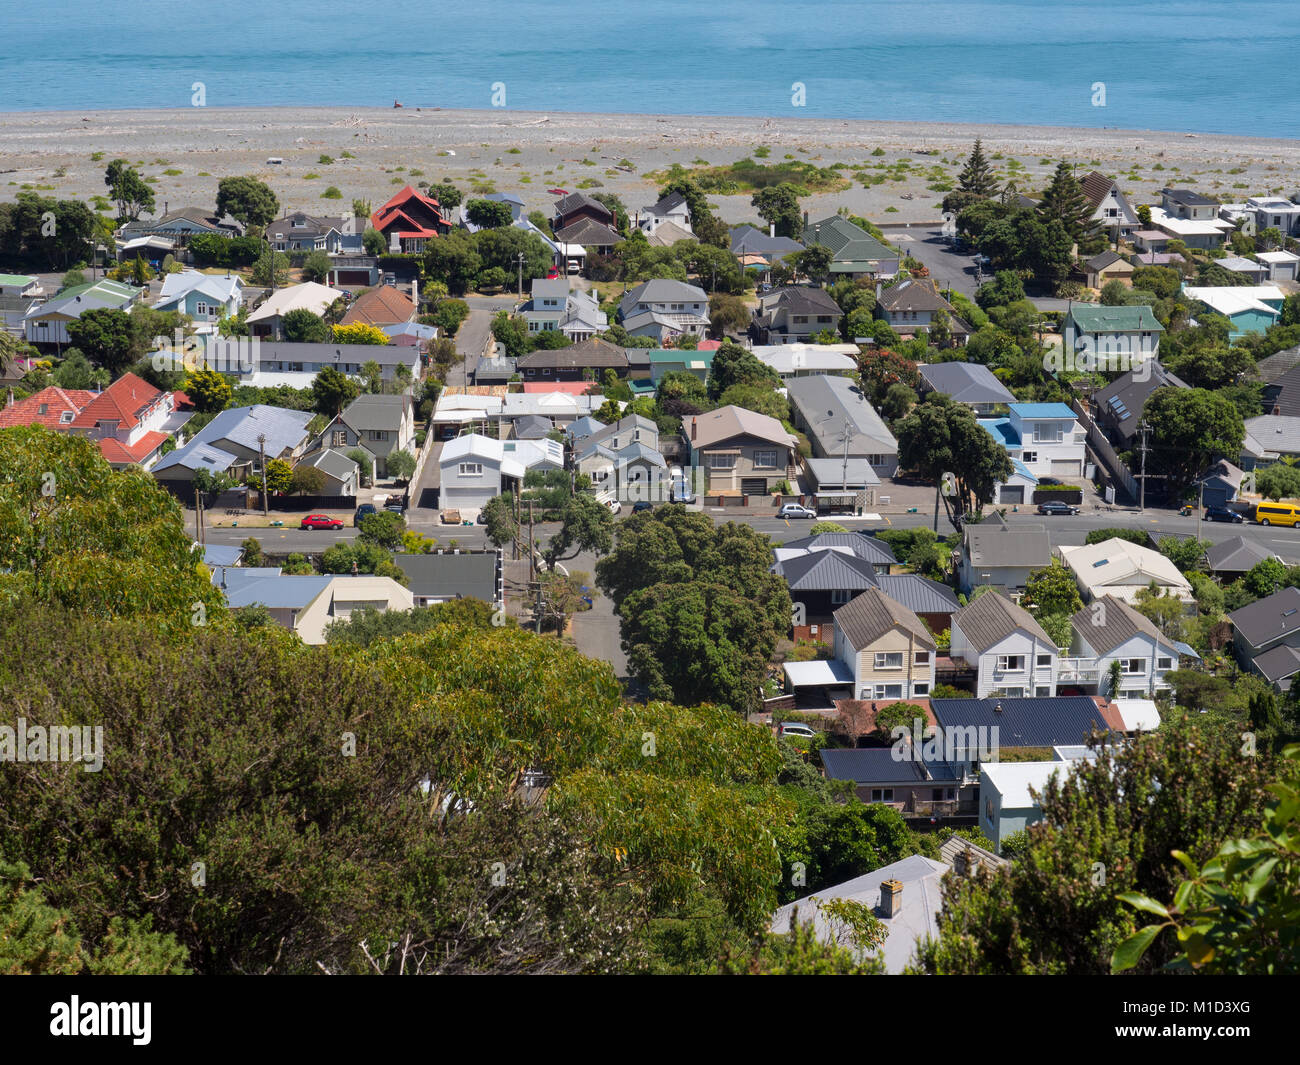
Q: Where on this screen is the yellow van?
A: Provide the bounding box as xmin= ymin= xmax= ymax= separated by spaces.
xmin=1255 ymin=502 xmax=1300 ymax=527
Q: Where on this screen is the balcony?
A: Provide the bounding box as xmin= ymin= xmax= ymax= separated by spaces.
xmin=1058 ymin=657 xmax=1101 ymax=684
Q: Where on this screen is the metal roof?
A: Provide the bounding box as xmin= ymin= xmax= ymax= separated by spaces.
xmin=834 ymin=587 xmax=935 ymax=651
xmin=392 ymin=552 xmax=498 ymax=601
xmin=930 ymin=696 xmax=1115 ymax=750
xmin=951 ymin=591 xmax=1053 ymax=652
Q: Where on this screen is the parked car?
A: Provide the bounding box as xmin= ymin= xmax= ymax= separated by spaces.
xmin=384 ymin=498 xmax=407 ymax=514
xmin=1203 ymin=505 xmax=1245 ymax=524
xmin=777 ymin=723 xmax=817 ymax=739
xmin=779 ymin=503 xmax=817 ymax=519
xmin=1037 ymin=500 xmax=1079 ymax=516
xmin=604 ymin=498 xmax=622 ymax=516
xmin=354 ymin=503 xmax=377 ymax=526
xmin=668 ymin=466 xmax=694 ymax=504
xmin=301 ymin=513 xmax=344 ymax=530
xmin=631 ymin=501 xmax=653 ymax=514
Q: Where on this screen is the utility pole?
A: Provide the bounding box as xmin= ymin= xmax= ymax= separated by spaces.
xmin=258 ymin=433 xmax=269 ymax=518
xmin=527 ymin=499 xmax=535 ymax=582
xmin=1137 ymin=421 xmax=1151 ymax=512
xmin=516 ymin=252 xmax=525 ymax=300
xmin=1196 ymin=477 xmax=1204 ymax=542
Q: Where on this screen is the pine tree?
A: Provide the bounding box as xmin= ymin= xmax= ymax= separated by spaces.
xmin=957 ymin=138 xmax=997 ymax=198
xmin=1037 ymin=161 xmax=1092 ymax=243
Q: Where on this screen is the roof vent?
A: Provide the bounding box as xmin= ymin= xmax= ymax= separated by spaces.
xmin=994 ymin=701 xmax=1003 ymax=714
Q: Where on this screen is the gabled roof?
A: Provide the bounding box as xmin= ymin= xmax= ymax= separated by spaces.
xmin=567 ymin=415 xmax=607 ymax=440
xmin=876 ymin=278 xmax=953 ymax=314
xmin=339 ymin=392 xmax=410 ymax=432
xmin=684 ymin=404 xmax=798 ymax=450
xmin=873 ymin=574 xmax=961 ymax=616
xmin=298 ymin=446 xmax=359 ymax=482
xmin=1080 ymin=170 xmax=1121 ymax=212
xmin=186 ymin=403 xmax=314 ymax=457
xmin=152 ymin=440 xmax=239 ymax=475
xmin=516 ymin=336 xmax=628 ymax=370
xmin=786 ymin=374 xmax=898 ymax=453
xmin=917 ymin=362 xmax=1016 ymax=406
xmin=1058 ymin=539 xmax=1193 ymax=596
xmin=618 ymin=279 xmax=709 ymax=318
xmin=246 ymin=282 xmax=341 ymax=322
xmin=1065 ymin=303 xmax=1165 ymax=333
xmin=762 ymin=284 xmax=842 ymax=316
xmin=156 ymin=270 xmax=241 ymax=307
xmin=1251 ymin=643 xmax=1300 ymax=684
xmin=834 ymin=587 xmax=936 ymax=651
xmin=0 ymin=386 xmax=95 ymax=429
xmin=729 ymin=224 xmax=804 ymax=258
xmin=930 ymin=695 xmax=1114 ymax=749
xmin=952 ymin=591 xmax=1053 ymax=652
xmin=645 ymin=220 xmax=695 ymax=247
xmin=1162 ymin=188 xmax=1219 ymax=207
xmin=1093 ymin=362 xmax=1186 ymax=439
xmin=1205 ymin=535 xmax=1279 ymax=575
xmin=803 ymin=215 xmax=896 ymax=265
xmin=963 ymin=520 xmax=1051 ymax=569
xmin=554 ymin=191 xmax=613 ymax=221
xmin=1070 ymin=595 xmax=1173 ymax=655
xmin=645 ymin=191 xmax=687 ymax=215
xmin=370 ymin=186 xmax=447 ymax=235
xmin=554 ymin=218 xmax=621 ymax=247
xmin=393 ymin=551 xmax=498 ymax=601
xmin=24 ymin=279 xmax=140 ymax=320
xmin=1228 ymin=586 xmax=1300 ymax=648
xmin=1085 ymin=249 xmax=1128 ymax=271
xmin=68 ymin=372 xmax=163 ymax=431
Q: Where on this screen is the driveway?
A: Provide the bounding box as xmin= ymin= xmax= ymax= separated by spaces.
xmin=449 ymin=295 xmax=519 ymax=385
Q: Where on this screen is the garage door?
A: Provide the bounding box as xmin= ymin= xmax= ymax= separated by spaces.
xmin=1001 ymin=485 xmax=1024 ymax=504
xmin=741 ymin=477 xmax=767 ymax=496
xmin=1051 ymin=459 xmax=1082 ymax=477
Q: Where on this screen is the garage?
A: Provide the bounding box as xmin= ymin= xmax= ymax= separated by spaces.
xmin=1000 ymin=485 xmax=1025 ymax=504
xmin=1051 ymin=459 xmax=1083 ymax=477
xmin=741 ymin=477 xmax=768 ymax=496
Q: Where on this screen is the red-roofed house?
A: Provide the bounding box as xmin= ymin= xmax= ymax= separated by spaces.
xmin=0 ymin=386 xmax=96 ymax=430
xmin=370 ymin=186 xmax=451 ymax=254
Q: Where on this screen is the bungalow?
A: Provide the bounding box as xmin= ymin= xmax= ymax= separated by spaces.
xmin=339 ymin=285 xmax=416 ymax=329
xmin=370 ymin=186 xmax=452 ymax=254
xmin=729 ymin=224 xmax=804 ymax=265
xmin=516 ymin=336 xmax=628 ymax=382
xmin=22 ymin=279 xmax=143 ymax=347
xmin=625 ymin=346 xmax=716 ymax=386
xmin=616 ymin=280 xmax=710 ymax=341
xmin=264 ymin=211 xmax=364 ymax=253
xmin=786 ymin=373 xmax=899 ymax=476
xmin=321 ymin=393 xmax=415 ymax=479
xmin=1243 ymin=414 xmax=1300 ymax=466
xmin=979 ymin=753 xmax=1094 ymax=854
xmin=956 ymin=513 xmax=1052 ymax=596
xmin=231 ymin=340 xmax=421 ymax=391
xmin=1228 ymin=586 xmax=1300 ymax=692
xmin=1218 ymin=255 xmax=1269 ymax=283
xmin=1205 ymin=535 xmax=1283 ymax=583
xmin=437 ymin=433 xmax=526 ymax=516
xmin=1062 ymin=595 xmax=1180 ymax=699
xmin=1062 ymin=303 xmax=1164 ymax=364
xmin=214 ymin=568 xmax=413 ymax=645
xmin=152 ymin=404 xmax=315 ymax=486
xmin=521 ymin=278 xmax=607 ymax=341
xmin=393 ymin=550 xmax=503 ymax=609
xmin=801 ymin=457 xmax=881 ymax=513
xmin=929 ymin=694 xmax=1117 ymax=767
xmin=751 ymin=285 xmax=843 ymax=344
xmin=1082 ymin=249 xmax=1134 ymax=289
xmin=1080 ymin=171 xmax=1140 ymax=241
xmin=916 ymin=361 xmax=1015 ymax=415
xmin=644 ymin=220 xmax=694 ymax=248
xmin=1091 ymin=361 xmax=1185 ymax=449
xmin=0 ymin=273 xmax=40 ymax=298
xmin=1057 ymin=537 xmax=1194 ymax=606
xmin=293 ymin=447 xmax=360 ymax=496
xmin=119 ymin=206 xmax=244 ymax=243
xmin=949 ymin=592 xmax=1059 ymax=699
xmin=246 ymin=282 xmax=343 ymax=338
xmin=874 ymin=279 xmax=970 ymax=346
xmin=980 ymin=403 xmax=1086 ymax=500
xmin=1183 ymin=285 xmax=1285 ymax=339
xmin=636 ymin=191 xmax=692 ymax=237
xmin=154 ymin=271 xmax=243 ymax=331
xmin=802 ymin=215 xmax=899 ymax=280
xmin=752 ymin=343 xmax=859 ymax=379
xmin=683 ymin=404 xmax=799 ymax=496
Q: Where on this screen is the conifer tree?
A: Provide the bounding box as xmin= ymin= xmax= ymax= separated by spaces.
xmin=1037 ymin=160 xmax=1092 ymax=243
xmin=957 ymin=138 xmax=997 ymax=198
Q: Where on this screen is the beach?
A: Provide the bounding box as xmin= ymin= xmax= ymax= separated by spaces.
xmin=1 ymin=106 xmax=1297 ymax=225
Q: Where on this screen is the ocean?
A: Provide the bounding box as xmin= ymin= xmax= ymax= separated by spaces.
xmin=2 ymin=0 xmax=1298 ymax=137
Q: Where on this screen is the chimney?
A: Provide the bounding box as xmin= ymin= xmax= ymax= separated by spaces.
xmin=879 ymin=878 xmax=903 ymax=919
xmin=411 ymin=278 xmax=419 ymax=306
xmin=690 ymin=416 xmax=696 ymax=441
xmin=802 ymin=210 xmax=809 ymax=228
xmin=994 ymin=701 xmax=1003 ymax=714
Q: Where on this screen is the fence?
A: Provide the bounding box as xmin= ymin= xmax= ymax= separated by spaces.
xmin=1069 ymin=397 xmax=1138 ymax=503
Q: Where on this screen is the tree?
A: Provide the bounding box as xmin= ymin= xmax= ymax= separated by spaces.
xmin=250 ymin=248 xmax=290 ymax=287
xmin=1157 ymin=535 xmax=1211 ymax=574
xmin=311 ymin=365 xmax=360 ymax=417
xmin=362 ymin=227 xmax=387 ymax=256
xmin=346 ymin=448 xmax=373 ymax=486
xmin=281 ymin=308 xmax=330 ymax=344
xmin=716 ymin=382 xmax=790 ymax=426
xmin=706 ymin=339 xmax=780 ymax=400
xmin=104 ymin=159 xmax=155 ymax=221
xmin=1254 ymin=462 xmax=1300 ymax=502
xmin=66 ymin=308 xmax=135 ymax=376
xmin=709 ymin=293 xmax=750 ymax=338
xmin=880 ymin=382 xmax=917 ymax=422
xmin=481 ymin=494 xmax=519 ymax=549
xmin=289 ymin=464 xmax=326 ymax=496
xmin=1143 ymin=387 xmax=1245 ymax=496
xmin=790 ymin=244 xmax=833 ymax=286
xmin=957 ymin=138 xmax=998 ymax=199
xmin=1243 ymin=556 xmax=1288 ymax=598
xmin=975 ymin=269 xmax=1026 ymax=309
xmin=466 ymin=198 xmax=513 ymax=229
xmin=426 ymin=182 xmax=463 ymax=210
xmin=263 ymin=457 xmax=293 ymax=494
xmin=751 ymin=184 xmax=802 ymax=239
xmin=332 ymin=322 xmax=388 ymax=345
xmin=424 ymin=229 xmax=482 ymax=295
xmin=894 ymin=395 xmax=1013 ymax=518
xmin=51 ymin=350 xmax=96 ymax=390
xmin=430 ymin=298 xmax=470 ymax=337
xmin=386 ymin=449 xmax=416 ymax=482
xmin=1036 ymin=161 xmax=1091 ymax=243
xmin=857 ymin=348 xmax=920 ymax=405
xmin=184 ymin=368 xmax=233 ymax=413
xmin=358 ymin=511 xmax=406 ymax=550
xmin=478 ymin=266 xmax=509 ymax=292
xmin=542 ymin=494 xmax=614 ymax=570
xmin=491 ymin=312 xmax=532 ymax=359
xmin=216 ymin=176 xmax=280 ymax=228
xmin=301 ymin=250 xmax=333 ymax=283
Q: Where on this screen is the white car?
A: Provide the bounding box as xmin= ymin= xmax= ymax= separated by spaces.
xmin=604 ymin=498 xmax=622 ymax=516
xmin=778 ymin=723 xmax=817 ymax=739
xmin=779 ymin=503 xmax=817 ymax=519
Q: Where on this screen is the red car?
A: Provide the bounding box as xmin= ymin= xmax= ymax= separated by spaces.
xmin=300 ymin=513 xmax=344 ymax=530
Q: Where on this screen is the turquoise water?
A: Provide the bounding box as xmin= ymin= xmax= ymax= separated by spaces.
xmin=2 ymin=0 xmax=1297 ymax=136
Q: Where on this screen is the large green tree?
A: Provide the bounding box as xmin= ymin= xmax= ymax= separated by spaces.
xmin=894 ymin=395 xmax=1013 ymax=517
xmin=215 ymin=176 xmax=280 ymax=228
xmin=956 ymin=138 xmax=998 ymax=199
xmin=751 ymin=183 xmax=802 ymax=239
xmin=66 ymin=308 xmax=136 ymax=376
xmin=104 ymin=159 xmax=155 ymax=222
xmin=1036 ymin=161 xmax=1091 ymax=243
xmin=1143 ymin=387 xmax=1245 ymax=495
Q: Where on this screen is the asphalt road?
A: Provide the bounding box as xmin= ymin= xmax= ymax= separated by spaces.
xmin=450 ymin=295 xmax=519 ymax=384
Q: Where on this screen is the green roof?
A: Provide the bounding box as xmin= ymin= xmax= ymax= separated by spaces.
xmin=1066 ymin=304 xmax=1165 ymax=333
xmin=804 ymin=215 xmax=896 ymax=264
xmin=0 ymin=274 xmax=36 ymax=287
xmin=646 ymin=348 xmax=715 ymax=367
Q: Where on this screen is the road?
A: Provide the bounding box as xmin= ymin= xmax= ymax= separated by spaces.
xmin=447 ymin=295 xmax=518 ymax=386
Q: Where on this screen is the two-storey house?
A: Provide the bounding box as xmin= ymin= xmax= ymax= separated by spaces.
xmin=949 ymin=591 xmax=1059 ymax=698
xmin=1061 ymin=595 xmax=1180 ymax=698
xmin=980 ymin=402 xmax=1086 ymax=504
xmin=1228 ymin=586 xmax=1300 ymax=692
xmin=321 ymin=393 xmax=414 ymax=479
xmin=683 ymin=405 xmax=798 ymax=496
xmin=751 ymin=285 xmax=843 ymax=343
xmin=874 ymin=279 xmax=971 ymax=346
xmin=833 ymin=587 xmax=938 ymax=701
xmin=154 ymin=271 xmax=243 ymax=332
xmin=616 ymin=279 xmax=710 ymax=341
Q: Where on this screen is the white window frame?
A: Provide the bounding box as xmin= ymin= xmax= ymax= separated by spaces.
xmin=1122 ymin=658 xmax=1147 ymax=675
xmin=874 ymin=652 xmax=903 ymax=670
xmin=458 ymin=462 xmax=483 ymax=476
xmin=870 ymin=788 xmax=895 ymax=803
xmin=706 ymin=453 xmax=735 ymax=470
xmin=996 ymin=654 xmax=1024 ymax=672
xmin=915 ymin=651 xmax=930 ymax=665
xmin=1036 ymin=653 xmax=1052 ymax=667
xmin=913 ymin=682 xmax=930 ymax=696
xmin=753 ymin=450 xmax=778 ymax=469
xmin=1156 ymin=656 xmax=1173 ymax=670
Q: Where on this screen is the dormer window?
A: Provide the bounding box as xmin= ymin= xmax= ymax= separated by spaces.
xmin=59 ymin=411 xmax=74 ymax=424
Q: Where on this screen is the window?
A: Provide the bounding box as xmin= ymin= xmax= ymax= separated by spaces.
xmin=706 ymin=453 xmax=735 ymax=469
xmin=1035 ymin=686 xmax=1051 ymax=697
xmin=792 ymin=315 xmax=807 ymax=324
xmin=1036 ymin=654 xmax=1052 ymax=667
xmin=870 ymin=788 xmax=895 ymax=803
xmin=195 ymin=301 xmax=209 ymax=317
xmin=996 ymin=655 xmax=1024 ymax=671
xmin=874 ymin=652 xmax=903 ymax=669
xmin=1021 ymin=451 xmax=1038 ymax=463
xmin=816 ymin=315 xmax=832 ymax=323
xmin=458 ymin=463 xmax=483 ymax=476
xmin=1122 ymin=658 xmax=1147 ymax=675
xmin=913 ymin=682 xmax=930 ymax=696
xmin=999 ymin=686 xmax=1025 ymax=698
xmin=368 ymin=430 xmax=388 ymax=442
xmin=331 ymin=430 xmax=347 ymax=447
xmin=915 ymin=651 xmax=930 ymax=665
xmin=1032 ymin=424 xmax=1063 ymax=443
xmin=873 ymin=684 xmax=903 ymax=699
xmin=831 ymin=589 xmax=852 ymax=605
xmin=753 ymin=450 xmax=778 ymax=469
xmin=1156 ymin=656 xmax=1173 ymax=670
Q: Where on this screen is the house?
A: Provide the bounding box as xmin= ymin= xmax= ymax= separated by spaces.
xmin=516 ymin=336 xmax=628 ymax=382
xmin=152 ymin=404 xmax=315 ymax=486
xmin=636 ymin=191 xmax=692 ymax=237
xmin=1062 ymin=303 xmax=1164 ymax=364
xmin=979 ymin=753 xmax=1094 ymax=853
xmin=1091 ymin=361 xmax=1185 ymax=449
xmin=980 ymin=403 xmax=1086 ymax=501
xmin=1082 ymin=249 xmax=1135 ymax=289
xmin=1228 ymin=586 xmax=1300 ymax=692
xmin=554 ymin=191 xmax=615 ymax=231
xmin=213 ymin=568 xmax=413 ymax=645
xmin=1183 ymin=285 xmax=1285 ymax=339
xmin=0 ymin=273 xmax=40 ymax=298
xmin=382 ymin=321 xmax=438 ymax=349
xmin=154 ymin=271 xmax=242 ymax=331
xmin=264 ymin=211 xmax=364 ymax=253
xmin=775 ymin=547 xmax=885 ymax=625
xmin=22 ymin=279 xmax=143 ymax=347
xmin=683 ymin=405 xmax=799 ymax=496
xmin=1254 ymin=344 xmax=1300 ymax=385
xmin=624 ymin=347 xmax=717 ymax=386
xmin=770 ymin=854 xmax=950 ymax=973
xmin=832 ymin=587 xmax=937 ymax=701
xmin=119 ymin=206 xmax=244 ymax=243
xmin=644 ymin=220 xmax=695 ymax=248
xmin=1063 ymin=595 xmax=1180 ymax=699
xmin=500 ymin=391 xmax=600 ymax=426
xmin=957 ymin=513 xmax=1052 ymax=596
xmin=1199 ymin=458 xmax=1248 ymax=508
xmin=393 ymin=550 xmax=503 ymax=609
xmin=802 ymin=215 xmax=899 ymax=280
xmin=339 ymin=286 xmax=415 ymax=329
xmin=751 ymin=343 xmax=859 ymax=379
xmin=230 ymin=340 xmax=421 ymax=391
xmin=616 ymin=280 xmax=710 ymax=341
xmin=929 ymin=694 xmax=1116 ymax=764
xmin=1057 ymin=537 xmax=1194 ymax=605
xmin=751 ymin=285 xmax=844 ymax=344
xmin=916 ymin=362 xmax=1015 ymax=415
xmin=1148 ymin=205 xmax=1232 ymax=250
xmin=1255 ymin=250 xmax=1300 ymax=283
xmin=1080 ymin=170 xmax=1140 ymax=240
xmin=294 ymin=447 xmax=360 ymax=496
xmin=370 ymin=186 xmax=452 ymax=254
xmin=1243 ymin=414 xmax=1300 ymax=466
xmin=786 ymin=374 xmax=899 ymax=476
xmin=1160 ymin=188 xmax=1222 ymax=222
xmin=1205 ymin=536 xmax=1283 ymax=582
xmin=578 ymin=438 xmax=668 ymax=501
xmin=874 ymin=279 xmax=970 ymax=345
xmin=1217 ymin=255 xmax=1269 ymax=283
xmin=801 ymin=457 xmax=881 ymax=512
xmin=820 ymin=748 xmax=969 ymax=819
xmin=322 ymin=393 xmax=415 ymax=478
xmin=521 ymin=279 xmax=607 ymax=341
xmin=437 ymin=433 xmax=526 ymax=516
xmin=246 ymin=282 xmax=343 ymax=338
xmin=729 ymin=224 xmax=804 ymax=265
xmin=949 ymin=592 xmax=1060 ymax=698
xmin=1243 ymin=196 xmax=1300 ymax=239
xmin=774 ymin=532 xmax=897 ymax=572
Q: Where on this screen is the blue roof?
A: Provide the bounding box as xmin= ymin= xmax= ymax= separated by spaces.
xmin=217 ymin=571 xmax=332 ymax=610
xmin=202 ymin=544 xmax=244 ymax=567
xmin=1010 ymin=402 xmax=1076 ymax=419
xmin=1010 ymin=459 xmax=1039 ymax=483
xmin=152 ymin=441 xmax=238 ymax=475
xmin=930 ymin=696 xmax=1114 ymax=750
xmin=980 ymin=417 xmax=1021 ymax=448
xmin=1172 ymin=640 xmax=1202 ymax=660
xmin=821 ymin=747 xmax=963 ymax=784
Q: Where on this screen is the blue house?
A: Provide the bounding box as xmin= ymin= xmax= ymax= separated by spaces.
xmin=1183 ymin=285 xmax=1285 ymax=339
xmin=154 ymin=271 xmax=243 ymax=330
xmin=979 ymin=402 xmax=1086 ymax=504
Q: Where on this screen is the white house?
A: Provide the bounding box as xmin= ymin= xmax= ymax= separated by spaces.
xmin=1060 ymin=595 xmax=1180 ymax=699
xmin=949 ymin=591 xmax=1059 ymax=698
xmin=215 ymin=569 xmax=413 ymax=645
xmin=1081 ymin=171 xmax=1140 ymax=240
xmin=154 ymin=271 xmax=243 ymax=332
xmin=616 ymin=279 xmax=710 ymax=340
xmin=246 ymin=281 xmax=342 ymax=338
xmin=979 ymin=751 xmax=1095 ymax=853
xmin=521 ymin=278 xmax=607 ymax=341
xmin=636 ymin=191 xmax=692 ymax=237
xmin=1057 ymin=538 xmax=1194 ymax=606
xmin=980 ymin=403 xmax=1086 ymax=505
xmin=438 ymin=434 xmax=526 ymax=516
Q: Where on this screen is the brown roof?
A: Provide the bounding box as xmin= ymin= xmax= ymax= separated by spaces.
xmin=1081 ymin=170 xmax=1117 ymax=212
xmin=683 ymin=404 xmax=797 ymax=450
xmin=554 ymin=217 xmax=622 ymax=247
xmin=951 ymin=591 xmax=1053 ymax=652
xmin=339 ymin=285 xmax=414 ymax=327
xmin=833 ymin=587 xmax=936 ymax=651
xmin=516 ymin=336 xmax=628 ymax=370
xmin=876 ymin=277 xmax=954 ymax=314
xmin=1070 ymin=595 xmax=1168 ymax=655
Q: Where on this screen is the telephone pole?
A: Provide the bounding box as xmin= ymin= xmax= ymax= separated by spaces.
xmin=1137 ymin=420 xmax=1151 ymax=512
xmin=1196 ymin=477 xmax=1205 ymax=542
xmin=258 ymin=433 xmax=269 ymax=518
xmin=516 ymin=252 xmax=525 ymax=300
